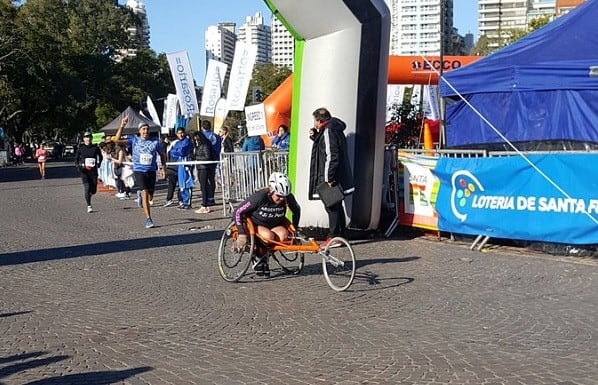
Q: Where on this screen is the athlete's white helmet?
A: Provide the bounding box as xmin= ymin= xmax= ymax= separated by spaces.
xmin=268 ymin=172 xmax=291 ymax=197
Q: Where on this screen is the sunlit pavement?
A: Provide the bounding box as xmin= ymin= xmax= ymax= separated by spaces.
xmin=1 ymin=161 xmax=597 ymax=385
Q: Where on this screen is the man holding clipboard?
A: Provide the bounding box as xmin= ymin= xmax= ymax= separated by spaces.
xmin=308 ymin=108 xmax=355 ymax=249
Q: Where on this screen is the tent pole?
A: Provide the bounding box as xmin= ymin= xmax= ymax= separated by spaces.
xmin=439 ymin=0 xmax=446 ymax=149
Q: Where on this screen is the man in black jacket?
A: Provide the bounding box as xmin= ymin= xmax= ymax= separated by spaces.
xmin=308 ymin=108 xmax=355 ymax=247
xmin=74 ymin=131 xmax=103 ymax=213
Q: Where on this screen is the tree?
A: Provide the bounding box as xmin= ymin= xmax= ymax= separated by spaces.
xmin=0 ymin=0 xmax=172 ymax=141
xmin=0 ymin=0 xmax=23 ymax=139
xmin=473 ymin=15 xmax=553 ymax=56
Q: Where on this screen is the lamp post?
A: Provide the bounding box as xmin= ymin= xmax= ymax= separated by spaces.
xmin=439 ymin=0 xmax=446 ymax=148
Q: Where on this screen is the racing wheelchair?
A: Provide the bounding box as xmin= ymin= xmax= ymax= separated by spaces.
xmin=217 ymin=218 xmax=356 ymax=291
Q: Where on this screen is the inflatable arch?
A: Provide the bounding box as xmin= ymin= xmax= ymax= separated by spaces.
xmin=263 ymin=55 xmax=482 ymax=142
xmin=264 ymin=0 xmax=391 ymax=231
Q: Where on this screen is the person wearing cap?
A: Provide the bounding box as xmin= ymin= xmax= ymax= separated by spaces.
xmin=35 ymin=142 xmax=50 ymax=179
xmin=112 ymin=116 xmax=166 ymax=229
xmin=74 ymin=131 xmax=103 ymax=213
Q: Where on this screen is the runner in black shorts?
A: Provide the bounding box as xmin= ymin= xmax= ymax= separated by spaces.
xmin=112 ymin=116 xmax=166 ymax=228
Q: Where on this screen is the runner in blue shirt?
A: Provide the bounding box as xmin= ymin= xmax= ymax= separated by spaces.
xmin=113 ymin=116 xmax=166 ymax=228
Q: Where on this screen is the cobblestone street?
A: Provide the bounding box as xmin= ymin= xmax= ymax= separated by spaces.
xmin=1 ymin=162 xmax=596 ymax=384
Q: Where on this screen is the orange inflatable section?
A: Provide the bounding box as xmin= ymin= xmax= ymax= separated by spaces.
xmin=263 ymin=55 xmax=481 ymax=139
xmin=262 ymin=74 xmax=293 ymax=147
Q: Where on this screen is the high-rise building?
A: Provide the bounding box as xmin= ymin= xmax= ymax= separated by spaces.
xmin=117 ymin=0 xmax=150 ymax=59
xmin=479 ymin=0 xmax=530 ymax=49
xmin=205 ymin=22 xmax=237 ymax=83
xmin=528 ymin=0 xmax=557 ymax=21
xmin=238 ymin=12 xmax=272 ymax=65
xmin=388 ymin=0 xmax=455 ymax=55
xmin=271 ymin=16 xmax=294 ymax=70
xmin=478 ymin=0 xmax=584 ymax=50
xmin=463 ymin=32 xmax=475 ymax=54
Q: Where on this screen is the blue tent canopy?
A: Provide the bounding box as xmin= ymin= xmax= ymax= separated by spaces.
xmin=440 ymin=0 xmax=598 ymax=149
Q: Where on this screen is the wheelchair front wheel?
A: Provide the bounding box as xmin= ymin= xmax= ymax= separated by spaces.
xmin=321 ymin=237 xmax=356 ymax=291
xmin=217 ymin=221 xmax=254 ymax=282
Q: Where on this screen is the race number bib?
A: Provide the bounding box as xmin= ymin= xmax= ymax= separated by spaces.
xmin=38 ymin=155 xmax=46 ymax=161
xmin=139 ymin=153 xmax=153 ymax=165
xmin=84 ymin=158 xmax=96 ymax=167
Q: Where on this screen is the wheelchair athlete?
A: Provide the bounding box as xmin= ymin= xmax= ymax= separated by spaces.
xmin=233 ymin=172 xmax=301 ymax=276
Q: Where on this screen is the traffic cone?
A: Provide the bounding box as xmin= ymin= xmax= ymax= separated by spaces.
xmin=423 ymin=122 xmax=434 ymax=155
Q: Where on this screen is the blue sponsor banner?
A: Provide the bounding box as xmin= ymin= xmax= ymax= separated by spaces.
xmin=434 ymin=154 xmax=598 ymax=245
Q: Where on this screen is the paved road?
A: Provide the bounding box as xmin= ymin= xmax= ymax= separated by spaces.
xmin=1 ymin=161 xmax=597 ymax=385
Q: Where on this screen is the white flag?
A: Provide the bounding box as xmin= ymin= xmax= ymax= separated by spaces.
xmin=244 ymin=103 xmax=268 ymax=136
xmin=410 ymin=85 xmax=422 ymax=108
xmin=423 ymin=85 xmax=440 ymax=120
xmin=163 ymin=93 xmax=178 ymax=130
xmin=213 ymin=97 xmax=228 ymax=131
xmin=386 ymin=85 xmax=405 ymax=122
xmin=200 ymin=59 xmax=228 ymax=117
xmin=166 ymin=51 xmax=199 ymax=117
xmin=226 ymin=42 xmax=257 ymax=111
xmin=146 ymin=95 xmax=161 ymax=127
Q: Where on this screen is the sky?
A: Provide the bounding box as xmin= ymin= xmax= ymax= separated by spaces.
xmin=135 ymin=0 xmax=478 ymax=86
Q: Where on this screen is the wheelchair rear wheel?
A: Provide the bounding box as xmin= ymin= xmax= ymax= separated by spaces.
xmin=217 ymin=221 xmax=254 ymax=282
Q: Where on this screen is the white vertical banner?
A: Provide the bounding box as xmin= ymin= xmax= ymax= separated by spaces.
xmin=226 ymin=42 xmax=257 ymax=111
xmin=146 ymin=96 xmax=162 ymax=126
xmin=163 ymin=93 xmax=178 ymax=131
xmin=213 ymin=98 xmax=228 ymax=131
xmin=410 ymin=85 xmax=422 ymax=108
xmin=166 ymin=51 xmax=199 ymax=117
xmin=244 ymin=103 xmax=268 ymax=136
xmin=386 ymin=84 xmax=405 ymax=122
xmin=423 ymin=85 xmax=440 ymax=120
xmin=200 ymin=59 xmax=228 ymax=117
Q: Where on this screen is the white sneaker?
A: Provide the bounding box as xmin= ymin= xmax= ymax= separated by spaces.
xmin=87 ymin=205 xmax=93 ymax=213
xmin=115 ymin=192 xmax=125 ymax=198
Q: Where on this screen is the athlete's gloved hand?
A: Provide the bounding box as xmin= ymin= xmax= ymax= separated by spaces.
xmin=235 ymin=234 xmax=248 ymax=252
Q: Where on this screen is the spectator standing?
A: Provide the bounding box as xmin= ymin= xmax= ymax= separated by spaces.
xmin=13 ymin=143 xmax=24 ymax=165
xmin=35 ymin=142 xmax=50 ymax=179
xmin=109 ymin=142 xmax=130 ymax=199
xmin=170 ymin=127 xmax=195 ymax=209
xmin=241 ymin=134 xmax=265 ymax=152
xmin=193 ymin=131 xmax=217 ymax=213
xmin=219 ymin=126 xmax=234 ymax=153
xmin=271 ymin=124 xmax=290 ymax=151
xmin=200 ymin=120 xmax=221 ymax=207
xmin=74 ymin=132 xmax=103 ymax=213
xmin=112 ymin=117 xmax=166 ymax=229
xmin=308 ymin=107 xmax=355 ymax=247
xmin=163 ymin=134 xmax=179 ymax=207
xmin=242 ymin=134 xmax=265 ymax=192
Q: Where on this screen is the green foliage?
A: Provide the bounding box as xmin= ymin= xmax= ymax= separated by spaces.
xmin=385 ymin=100 xmax=423 ymax=148
xmin=472 ymin=15 xmax=553 ymax=56
xmin=0 ymin=0 xmax=173 ymax=142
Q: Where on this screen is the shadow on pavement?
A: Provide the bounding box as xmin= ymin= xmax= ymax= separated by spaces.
xmin=0 ymin=232 xmax=222 ymax=267
xmin=237 ymin=256 xmax=418 ymax=292
xmin=22 ymin=366 xmax=152 ymax=385
xmin=0 ymin=311 xmax=33 ymax=318
xmin=0 ymin=352 xmax=47 ymax=365
xmin=0 ymin=354 xmax=69 ymax=380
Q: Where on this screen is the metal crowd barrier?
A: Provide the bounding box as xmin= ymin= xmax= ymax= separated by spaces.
xmin=219 ymin=150 xmax=289 ymax=215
